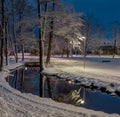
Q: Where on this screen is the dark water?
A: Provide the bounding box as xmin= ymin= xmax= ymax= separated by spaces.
xmin=7 ymin=67 xmax=120 ymax=115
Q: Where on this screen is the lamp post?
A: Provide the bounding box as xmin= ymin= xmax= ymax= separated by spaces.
xmin=82 ymin=37 xmax=86 ymax=68
xmin=78 ymin=36 xmax=86 ymax=68
xmin=69 ymin=41 xmax=73 ymax=57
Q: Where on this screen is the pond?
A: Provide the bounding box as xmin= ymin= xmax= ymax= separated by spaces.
xmin=7 ymin=67 xmax=120 ymax=115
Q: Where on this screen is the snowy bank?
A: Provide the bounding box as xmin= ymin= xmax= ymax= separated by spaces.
xmin=42 ymin=56 xmax=120 ymax=95
xmin=0 ymin=59 xmax=120 ymax=117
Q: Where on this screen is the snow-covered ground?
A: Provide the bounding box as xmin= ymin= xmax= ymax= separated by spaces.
xmin=45 ymin=55 xmax=120 ymax=83
xmin=0 ymin=55 xmax=120 ymax=117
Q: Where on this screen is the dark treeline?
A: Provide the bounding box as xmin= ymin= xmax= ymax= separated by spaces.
xmin=0 ymin=0 xmax=83 ymax=71
xmin=1 ymin=0 xmax=119 ymax=72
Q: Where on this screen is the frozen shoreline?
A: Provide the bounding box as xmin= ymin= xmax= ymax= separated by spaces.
xmin=0 ymin=56 xmax=120 ymax=117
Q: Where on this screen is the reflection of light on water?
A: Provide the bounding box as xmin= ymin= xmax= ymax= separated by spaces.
xmin=25 ymin=67 xmax=27 ymax=70
xmin=76 ymin=98 xmax=85 ymax=105
xmin=68 ymin=80 xmax=72 ymax=84
xmin=81 ymin=100 xmax=85 ymax=104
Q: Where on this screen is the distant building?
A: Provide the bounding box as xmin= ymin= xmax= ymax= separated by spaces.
xmin=99 ymin=45 xmax=120 ymax=55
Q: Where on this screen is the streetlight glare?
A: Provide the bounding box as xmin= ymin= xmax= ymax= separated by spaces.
xmin=77 ymin=36 xmax=86 ymax=68
xmin=68 ymin=80 xmax=72 ymax=84
xmin=81 ymin=100 xmax=85 ymax=104
xmin=25 ymin=67 xmax=28 ymax=70
xmin=78 ymin=37 xmax=83 ymax=41
xmin=78 ymin=36 xmax=86 ymax=41
xmin=79 ymin=38 xmax=83 ymax=40
xmin=82 ymin=36 xmax=86 ymax=39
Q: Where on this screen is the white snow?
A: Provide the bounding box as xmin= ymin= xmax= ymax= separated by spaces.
xmin=0 ymin=55 xmax=120 ymax=117
xmin=44 ymin=55 xmax=120 ymax=84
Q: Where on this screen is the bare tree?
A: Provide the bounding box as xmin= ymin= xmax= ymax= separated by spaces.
xmin=0 ymin=0 xmax=5 ymax=71
xmin=80 ymin=14 xmax=98 ymax=68
xmin=88 ymin=19 xmax=105 ymax=55
xmin=14 ymin=0 xmax=33 ymax=61
xmin=4 ymin=17 xmax=9 ymax=65
xmin=53 ymin=11 xmax=83 ymax=57
xmin=111 ymin=21 xmax=120 ymax=58
xmin=46 ymin=0 xmax=55 ymax=66
xmin=37 ymin=0 xmax=46 ymax=71
xmin=11 ymin=0 xmax=18 ymax=63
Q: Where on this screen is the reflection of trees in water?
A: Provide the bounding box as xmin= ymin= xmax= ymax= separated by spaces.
xmin=30 ymin=67 xmax=40 ymax=73
xmin=54 ymin=89 xmax=84 ymax=106
xmin=24 ymin=67 xmax=40 ymax=76
xmin=8 ymin=67 xmax=40 ymax=94
xmin=7 ymin=67 xmax=85 ymax=106
xmin=46 ymin=77 xmax=53 ymax=98
xmin=39 ymin=74 xmax=45 ymax=97
xmin=14 ymin=70 xmax=18 ymax=89
xmin=54 ymin=80 xmax=72 ymax=94
xmin=45 ymin=78 xmax=85 ymax=106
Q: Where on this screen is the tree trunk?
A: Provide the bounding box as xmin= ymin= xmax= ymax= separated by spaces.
xmin=112 ymin=29 xmax=117 ymax=58
xmin=38 ymin=0 xmax=48 ymax=71
xmin=12 ymin=0 xmax=18 ymax=63
xmin=46 ymin=20 xmax=54 ymax=65
xmin=61 ymin=47 xmax=65 ymax=57
xmin=0 ymin=0 xmax=5 ymax=71
xmin=5 ymin=18 xmax=9 ymax=66
xmin=66 ymin=40 xmax=70 ymax=58
xmin=19 ymin=12 xmax=24 ymax=61
xmin=38 ymin=0 xmax=43 ymax=71
xmin=84 ymin=27 xmax=89 ymax=68
xmin=0 ymin=25 xmax=4 ymax=70
xmin=22 ymin=43 xmax=24 ymax=61
xmin=46 ymin=33 xmax=53 ymax=63
xmin=46 ymin=1 xmax=55 ymax=66
xmin=113 ymin=38 xmax=117 ymax=58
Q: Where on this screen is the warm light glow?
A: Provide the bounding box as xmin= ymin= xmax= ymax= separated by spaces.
xmin=68 ymin=80 xmax=72 ymax=84
xmin=81 ymin=100 xmax=85 ymax=104
xmin=78 ymin=36 xmax=86 ymax=41
xmin=82 ymin=36 xmax=86 ymax=39
xmin=78 ymin=37 xmax=83 ymax=40
xmin=25 ymin=67 xmax=27 ymax=70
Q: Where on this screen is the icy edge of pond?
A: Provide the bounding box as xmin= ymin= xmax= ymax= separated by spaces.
xmin=42 ymin=71 xmax=120 ymax=97
xmin=0 ymin=63 xmax=120 ymax=117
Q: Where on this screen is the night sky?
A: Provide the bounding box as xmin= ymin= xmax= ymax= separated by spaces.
xmin=65 ymin=0 xmax=120 ymax=25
